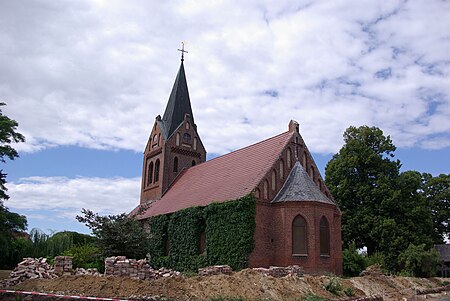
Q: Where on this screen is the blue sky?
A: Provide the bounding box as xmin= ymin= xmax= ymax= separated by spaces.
xmin=1 ymin=0 xmax=449 ymax=234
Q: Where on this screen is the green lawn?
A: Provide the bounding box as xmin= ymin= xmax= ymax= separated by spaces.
xmin=0 ymin=270 xmax=11 ymax=280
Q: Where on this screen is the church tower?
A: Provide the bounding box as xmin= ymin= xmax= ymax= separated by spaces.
xmin=140 ymin=54 xmax=207 ymax=204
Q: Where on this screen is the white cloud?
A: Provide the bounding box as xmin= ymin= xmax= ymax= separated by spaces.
xmin=6 ymin=176 xmax=141 ymax=220
xmin=1 ymin=0 xmax=449 ymax=155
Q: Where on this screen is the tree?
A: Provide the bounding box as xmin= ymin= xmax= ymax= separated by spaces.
xmin=76 ymin=208 xmax=150 ymax=259
xmin=0 ymin=102 xmax=25 ymax=201
xmin=325 ymin=125 xmax=437 ymax=272
xmin=421 ymin=173 xmax=450 ymax=243
xmin=325 ymin=126 xmax=400 ymax=255
xmin=0 ymin=102 xmax=27 ymax=268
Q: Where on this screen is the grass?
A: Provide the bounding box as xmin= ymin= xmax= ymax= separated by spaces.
xmin=0 ymin=270 xmax=11 ymax=280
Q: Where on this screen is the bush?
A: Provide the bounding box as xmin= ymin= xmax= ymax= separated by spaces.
xmin=63 ymin=244 xmax=104 ymax=272
xmin=324 ymin=276 xmax=343 ymax=296
xmin=342 ymin=242 xmax=366 ymax=277
xmin=398 ymin=243 xmax=440 ymax=277
xmin=366 ymin=252 xmax=386 ymax=271
xmin=344 ymin=287 xmax=355 ymax=297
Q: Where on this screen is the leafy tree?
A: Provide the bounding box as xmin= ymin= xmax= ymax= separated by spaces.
xmin=76 ymin=208 xmax=150 ymax=259
xmin=326 ymin=125 xmax=438 ymax=272
xmin=421 ymin=173 xmax=450 ymax=243
xmin=0 ymin=102 xmax=25 ymax=202
xmin=325 ymin=126 xmax=400 ymax=255
xmin=0 ymin=102 xmax=26 ymax=268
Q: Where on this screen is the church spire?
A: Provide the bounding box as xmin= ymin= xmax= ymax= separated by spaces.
xmin=161 ymin=47 xmax=194 ymax=139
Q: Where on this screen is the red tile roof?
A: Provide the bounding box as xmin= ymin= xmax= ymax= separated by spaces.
xmin=136 ymin=131 xmax=293 ymax=219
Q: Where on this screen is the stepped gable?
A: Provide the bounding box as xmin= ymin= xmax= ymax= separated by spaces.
xmin=272 ymin=161 xmax=334 ymax=204
xmin=136 ymin=131 xmax=293 ymax=219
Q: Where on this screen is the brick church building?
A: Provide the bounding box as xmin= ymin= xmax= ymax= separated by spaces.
xmin=132 ymin=56 xmax=342 ymax=275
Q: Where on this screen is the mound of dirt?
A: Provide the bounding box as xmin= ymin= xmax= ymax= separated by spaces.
xmin=10 ymin=269 xmax=447 ymax=301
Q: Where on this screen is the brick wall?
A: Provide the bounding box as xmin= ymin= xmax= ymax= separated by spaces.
xmin=249 ymin=201 xmax=342 ymax=275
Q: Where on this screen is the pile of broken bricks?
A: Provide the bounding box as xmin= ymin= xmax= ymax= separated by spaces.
xmin=104 ymin=256 xmax=181 ymax=280
xmin=0 ymin=257 xmax=59 ymax=287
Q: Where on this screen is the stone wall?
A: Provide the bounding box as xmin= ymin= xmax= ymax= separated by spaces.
xmin=104 ymin=256 xmax=180 ymax=280
xmin=54 ymin=256 xmax=73 ymax=276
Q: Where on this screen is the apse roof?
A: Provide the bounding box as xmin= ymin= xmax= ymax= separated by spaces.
xmin=272 ymin=161 xmax=334 ymax=204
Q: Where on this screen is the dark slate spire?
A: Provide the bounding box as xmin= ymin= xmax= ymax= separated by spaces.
xmin=272 ymin=161 xmax=334 ymax=204
xmin=161 ymin=61 xmax=194 ymax=139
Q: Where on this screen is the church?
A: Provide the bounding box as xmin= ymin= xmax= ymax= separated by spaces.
xmin=132 ymin=53 xmax=342 ymax=275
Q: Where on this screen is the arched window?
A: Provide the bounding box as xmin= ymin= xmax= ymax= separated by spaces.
xmin=320 ymin=216 xmax=330 ymax=256
xmin=154 ymin=159 xmax=160 ymax=183
xmin=186 ymin=122 xmax=190 ymax=130
xmin=292 ymin=215 xmax=308 ymax=255
xmin=279 ymin=160 xmax=284 ymax=179
xmin=173 ymin=157 xmax=178 ymax=172
xmin=183 ymin=133 xmax=191 ymax=144
xmin=152 ymin=134 xmax=157 ymax=148
xmin=263 ymin=180 xmax=269 ymax=199
xmin=192 ymin=160 xmax=196 ymax=166
xmin=254 ymin=188 xmax=261 ymax=199
xmin=176 ymin=133 xmax=180 ymax=146
xmin=271 ymin=170 xmax=277 ymax=190
xmin=310 ymin=166 xmax=315 ymax=179
xmin=147 ymin=161 xmax=153 ymax=186
xmin=193 ymin=137 xmax=198 ymax=150
xmin=157 ymin=133 xmax=161 ymax=146
xmin=287 ymin=148 xmax=292 ymax=168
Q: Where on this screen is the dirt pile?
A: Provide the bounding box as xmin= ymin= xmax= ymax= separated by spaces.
xmin=10 ymin=269 xmax=448 ymax=301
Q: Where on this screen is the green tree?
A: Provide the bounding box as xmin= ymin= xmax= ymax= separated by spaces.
xmin=0 ymin=102 xmax=27 ymax=268
xmin=0 ymin=102 xmax=25 ymax=201
xmin=421 ymin=173 xmax=450 ymax=243
xmin=325 ymin=126 xmax=400 ymax=255
xmin=326 ymin=125 xmax=437 ymax=272
xmin=76 ymin=208 xmax=150 ymax=259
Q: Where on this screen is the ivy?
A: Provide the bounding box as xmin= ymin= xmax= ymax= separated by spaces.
xmin=148 ymin=195 xmax=255 ymax=272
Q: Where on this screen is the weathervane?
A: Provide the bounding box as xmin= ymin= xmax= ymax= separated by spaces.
xmin=178 ymin=41 xmax=188 ymax=62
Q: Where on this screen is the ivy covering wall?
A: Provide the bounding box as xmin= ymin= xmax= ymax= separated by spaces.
xmin=148 ymin=195 xmax=255 ymax=272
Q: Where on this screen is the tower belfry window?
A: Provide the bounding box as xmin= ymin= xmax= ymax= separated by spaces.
xmin=154 ymin=159 xmax=160 ymax=183
xmin=147 ymin=161 xmax=153 ymax=186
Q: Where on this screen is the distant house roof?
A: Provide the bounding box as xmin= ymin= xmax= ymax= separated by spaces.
xmin=272 ymin=161 xmax=333 ymax=204
xmin=136 ymin=131 xmax=293 ymax=219
xmin=435 ymin=244 xmax=450 ymax=262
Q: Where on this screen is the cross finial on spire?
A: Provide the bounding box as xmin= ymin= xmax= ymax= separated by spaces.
xmin=177 ymin=41 xmax=188 ymax=62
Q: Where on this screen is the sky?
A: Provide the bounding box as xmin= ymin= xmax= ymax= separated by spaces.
xmin=1 ymin=0 xmax=449 ymax=234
